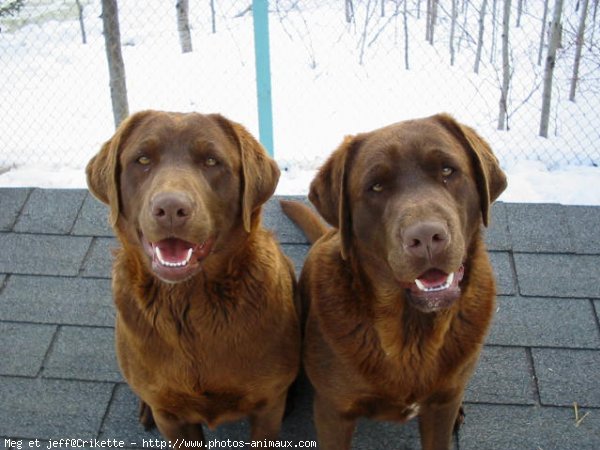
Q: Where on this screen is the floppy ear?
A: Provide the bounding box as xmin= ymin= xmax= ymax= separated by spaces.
xmin=434 ymin=114 xmax=507 ymax=227
xmin=211 ymin=115 xmax=280 ymax=233
xmin=309 ymin=135 xmax=361 ymax=260
xmin=86 ymin=111 xmax=152 ymax=227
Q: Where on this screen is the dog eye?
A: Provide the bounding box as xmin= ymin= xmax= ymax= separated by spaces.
xmin=137 ymin=156 xmax=151 ymax=166
xmin=370 ymin=183 xmax=383 ymax=193
xmin=205 ymin=157 xmax=218 ymax=167
xmin=441 ymin=166 xmax=454 ymax=178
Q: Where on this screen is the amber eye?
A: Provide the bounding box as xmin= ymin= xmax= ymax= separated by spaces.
xmin=441 ymin=166 xmax=454 ymax=178
xmin=371 ymin=183 xmax=383 ymax=192
xmin=205 ymin=157 xmax=218 ymax=167
xmin=137 ymin=156 xmax=151 ymax=165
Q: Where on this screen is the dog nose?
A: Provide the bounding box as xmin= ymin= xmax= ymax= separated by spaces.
xmin=403 ymin=221 xmax=449 ymax=260
xmin=151 ymin=192 xmax=193 ymax=229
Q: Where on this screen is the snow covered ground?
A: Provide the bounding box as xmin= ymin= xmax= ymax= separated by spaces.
xmin=1 ymin=1 xmax=599 ymax=205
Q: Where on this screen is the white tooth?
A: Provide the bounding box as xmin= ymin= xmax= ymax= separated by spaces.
xmin=155 ymin=247 xmax=166 ymax=265
xmin=185 ymin=248 xmax=193 ymax=263
xmin=415 ymin=279 xmax=427 ymax=291
xmin=446 ymin=272 xmax=454 ymax=287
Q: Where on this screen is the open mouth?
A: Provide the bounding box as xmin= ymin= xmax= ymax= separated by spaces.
xmin=403 ymin=265 xmax=465 ymax=313
xmin=141 ymin=235 xmax=214 ymax=283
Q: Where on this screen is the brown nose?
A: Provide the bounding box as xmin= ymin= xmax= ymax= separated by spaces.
xmin=403 ymin=221 xmax=449 ymax=260
xmin=151 ymin=192 xmax=193 ymax=229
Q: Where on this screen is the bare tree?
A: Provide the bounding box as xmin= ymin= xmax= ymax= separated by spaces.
xmin=569 ymin=0 xmax=589 ymax=101
xmin=516 ymin=0 xmax=523 ymax=27
xmin=475 ymin=0 xmax=488 ymax=73
xmin=426 ymin=0 xmax=438 ymax=44
xmin=539 ymin=0 xmax=564 ymax=137
xmin=490 ymin=0 xmax=498 ymax=63
xmin=345 ymin=0 xmax=354 ymax=23
xmin=101 ymin=0 xmax=129 ymax=127
xmin=176 ymin=0 xmax=193 ymax=53
xmin=450 ymin=0 xmax=458 ymax=65
xmin=498 ymin=0 xmax=511 ymax=130
xmin=537 ymin=0 xmax=550 ymax=65
xmin=75 ymin=0 xmax=87 ymax=44
xmin=403 ymin=0 xmax=410 ymax=69
xmin=590 ymin=0 xmax=599 ymax=48
xmin=210 ymin=0 xmax=216 ymax=33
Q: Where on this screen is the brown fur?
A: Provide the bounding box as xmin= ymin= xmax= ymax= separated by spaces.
xmin=86 ymin=110 xmax=300 ymax=441
xmin=282 ymin=114 xmax=507 ymax=450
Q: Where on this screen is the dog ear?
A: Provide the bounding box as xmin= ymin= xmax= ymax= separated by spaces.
xmin=211 ymin=115 xmax=280 ymax=233
xmin=434 ymin=114 xmax=507 ymax=227
xmin=309 ymin=136 xmax=361 ymax=259
xmin=86 ymin=111 xmax=153 ymax=227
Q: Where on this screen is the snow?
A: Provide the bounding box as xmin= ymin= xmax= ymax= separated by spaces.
xmin=1 ymin=0 xmax=599 ymax=205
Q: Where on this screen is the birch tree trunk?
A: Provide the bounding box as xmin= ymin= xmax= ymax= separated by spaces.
xmin=176 ymin=0 xmax=193 ymax=53
xmin=430 ymin=0 xmax=438 ymax=45
xmin=537 ymin=0 xmax=549 ymax=65
xmin=474 ymin=0 xmax=488 ymax=73
xmin=590 ymin=0 xmax=599 ymax=47
xmin=497 ymin=0 xmax=511 ymax=131
xmin=75 ymin=0 xmax=87 ymax=44
xmin=345 ymin=0 xmax=354 ymax=23
xmin=403 ymin=0 xmax=410 ymax=69
xmin=102 ymin=0 xmax=129 ymax=128
xmin=516 ymin=0 xmax=523 ymax=27
xmin=210 ymin=0 xmax=216 ymax=33
xmin=490 ymin=0 xmax=498 ymax=63
xmin=539 ymin=0 xmax=564 ymax=137
xmin=569 ymin=0 xmax=589 ymax=101
xmin=450 ymin=0 xmax=457 ymax=65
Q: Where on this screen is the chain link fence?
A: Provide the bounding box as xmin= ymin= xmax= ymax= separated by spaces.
xmin=1 ymin=0 xmax=599 ymax=177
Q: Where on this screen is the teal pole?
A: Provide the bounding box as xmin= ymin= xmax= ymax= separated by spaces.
xmin=252 ymin=0 xmax=274 ymax=157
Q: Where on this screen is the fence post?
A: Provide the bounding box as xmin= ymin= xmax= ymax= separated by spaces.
xmin=252 ymin=0 xmax=274 ymax=157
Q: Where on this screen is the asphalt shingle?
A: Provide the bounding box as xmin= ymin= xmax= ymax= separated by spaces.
xmin=0 ymin=322 xmax=57 ymax=377
xmin=0 ymin=275 xmax=113 ymax=326
xmin=532 ymin=348 xmax=600 ymax=408
xmin=0 ymin=188 xmax=30 ymax=231
xmin=459 ymin=404 xmax=600 ymax=449
xmin=263 ymin=196 xmax=313 ymax=244
xmin=488 ymin=296 xmax=600 ymax=348
xmin=507 ymin=203 xmax=573 ymax=253
xmin=72 ymin=193 xmax=114 ymax=237
xmin=281 ymin=244 xmax=310 ymax=276
xmin=465 ymin=346 xmax=537 ymax=405
xmin=0 ymin=233 xmax=91 ymax=276
xmin=0 ymin=377 xmax=114 ymax=438
xmin=13 ymin=189 xmax=86 ymax=235
xmin=514 ymin=253 xmax=600 ymax=298
xmin=80 ymin=237 xmax=118 ymax=279
xmin=489 ymin=251 xmax=516 ymax=296
xmin=485 ymin=202 xmax=511 ymax=251
xmin=566 ymin=205 xmax=600 ymax=254
xmin=44 ymin=326 xmax=121 ymax=382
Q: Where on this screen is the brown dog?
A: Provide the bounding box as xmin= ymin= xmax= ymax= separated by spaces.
xmin=86 ymin=110 xmax=300 ymax=441
xmin=281 ymin=114 xmax=507 ymax=450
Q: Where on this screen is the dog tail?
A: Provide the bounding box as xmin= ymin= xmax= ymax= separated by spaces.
xmin=280 ymin=200 xmax=329 ymax=244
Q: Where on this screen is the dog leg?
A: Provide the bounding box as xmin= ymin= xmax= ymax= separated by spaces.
xmin=139 ymin=400 xmax=156 ymax=430
xmin=152 ymin=408 xmax=206 ymax=441
xmin=249 ymin=391 xmax=288 ymax=441
xmin=418 ymin=396 xmax=463 ymax=450
xmin=314 ymin=394 xmax=356 ymax=450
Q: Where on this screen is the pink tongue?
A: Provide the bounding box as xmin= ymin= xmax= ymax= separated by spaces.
xmin=154 ymin=238 xmax=193 ymax=263
xmin=417 ymin=269 xmax=449 ymax=288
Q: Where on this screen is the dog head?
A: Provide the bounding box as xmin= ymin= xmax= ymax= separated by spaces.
xmin=86 ymin=110 xmax=279 ymax=283
xmin=309 ymin=114 xmax=507 ymax=312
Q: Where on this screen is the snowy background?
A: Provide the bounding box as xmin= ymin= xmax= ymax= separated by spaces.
xmin=1 ymin=0 xmax=599 ymax=205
